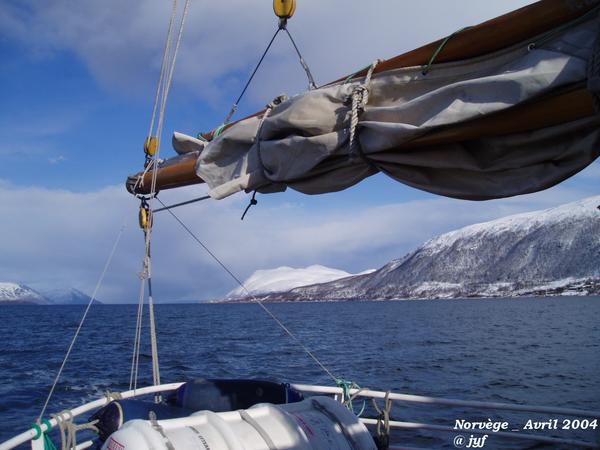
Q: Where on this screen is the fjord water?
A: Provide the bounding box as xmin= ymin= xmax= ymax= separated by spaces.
xmin=0 ymin=297 xmax=598 ymax=449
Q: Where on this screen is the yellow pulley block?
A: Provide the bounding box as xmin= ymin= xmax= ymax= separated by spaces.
xmin=144 ymin=136 xmax=158 ymax=157
xmin=273 ymin=0 xmax=296 ymax=20
xmin=139 ymin=205 xmax=153 ymax=231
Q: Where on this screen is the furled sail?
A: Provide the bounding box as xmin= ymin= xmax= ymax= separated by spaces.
xmin=128 ymin=0 xmax=600 ymax=200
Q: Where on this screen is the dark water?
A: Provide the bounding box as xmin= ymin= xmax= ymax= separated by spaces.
xmin=0 ymin=297 xmax=599 ymax=449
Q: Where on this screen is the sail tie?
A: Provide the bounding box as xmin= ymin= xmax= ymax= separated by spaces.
xmin=240 ymin=94 xmax=288 ymax=220
xmin=348 ymin=59 xmax=380 ymax=160
xmin=241 ymin=191 xmax=258 ymax=221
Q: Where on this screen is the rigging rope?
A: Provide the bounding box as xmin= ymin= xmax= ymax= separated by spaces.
xmin=221 ymin=22 xmax=317 ymax=127
xmin=38 ymin=223 xmax=126 ymax=422
xmin=131 ymin=0 xmax=192 ymax=397
xmin=223 ymin=28 xmax=281 ymax=125
xmin=154 ymin=196 xmax=338 ymax=383
xmin=153 ymin=195 xmax=211 ymax=213
xmin=129 ymin=269 xmax=146 ymax=391
xmin=283 ymin=28 xmax=317 ymax=90
xmin=147 ymin=0 xmax=178 ymax=140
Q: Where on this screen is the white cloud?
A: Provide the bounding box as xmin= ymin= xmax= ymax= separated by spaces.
xmin=0 ymin=172 xmax=595 ymax=303
xmin=0 ymin=0 xmax=536 ymax=109
xmin=48 ymin=155 xmax=66 ymax=164
xmin=0 ymin=108 xmax=87 ymax=160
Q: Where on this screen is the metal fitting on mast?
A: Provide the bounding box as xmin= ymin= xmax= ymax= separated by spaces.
xmin=273 ymin=0 xmax=296 ymax=29
xmin=138 ymin=198 xmax=153 ymax=231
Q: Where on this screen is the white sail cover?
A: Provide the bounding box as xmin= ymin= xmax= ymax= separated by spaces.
xmin=195 ymin=13 xmax=600 ymax=201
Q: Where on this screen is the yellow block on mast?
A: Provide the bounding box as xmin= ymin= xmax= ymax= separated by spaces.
xmin=273 ymin=0 xmax=296 ymax=20
xmin=144 ymin=136 xmax=158 ymax=157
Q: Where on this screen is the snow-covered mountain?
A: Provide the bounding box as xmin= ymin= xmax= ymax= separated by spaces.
xmin=231 ymin=196 xmax=600 ymax=301
xmin=0 ymin=284 xmax=100 ymax=305
xmin=0 ymin=283 xmax=51 ymax=305
xmin=41 ymin=288 xmax=101 ymax=305
xmin=226 ymin=265 xmax=373 ymax=299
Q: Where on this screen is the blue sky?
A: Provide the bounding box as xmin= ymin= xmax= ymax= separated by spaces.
xmin=1 ymin=0 xmax=598 ymax=302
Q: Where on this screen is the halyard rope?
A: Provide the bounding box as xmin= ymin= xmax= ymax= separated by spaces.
xmin=147 ymin=0 xmax=178 ymax=141
xmin=130 ymin=268 xmax=146 ymax=391
xmin=154 ymin=196 xmax=339 ymax=383
xmin=131 ymin=0 xmax=192 ymax=396
xmin=38 ymin=223 xmax=126 ymax=422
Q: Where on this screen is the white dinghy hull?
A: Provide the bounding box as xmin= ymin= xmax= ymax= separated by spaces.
xmin=102 ymin=396 xmax=377 ymax=450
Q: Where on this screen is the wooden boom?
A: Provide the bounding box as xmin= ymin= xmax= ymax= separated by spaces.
xmin=127 ymin=0 xmax=599 ymax=196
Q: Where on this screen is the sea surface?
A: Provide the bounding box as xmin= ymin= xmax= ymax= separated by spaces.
xmin=0 ymin=297 xmax=599 ymax=449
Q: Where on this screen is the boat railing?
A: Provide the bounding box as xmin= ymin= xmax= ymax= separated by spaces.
xmin=1 ymin=382 xmax=598 ymax=450
xmin=293 ymin=384 xmax=600 ymax=449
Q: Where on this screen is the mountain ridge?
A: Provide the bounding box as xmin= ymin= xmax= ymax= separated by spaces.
xmin=224 ymin=196 xmax=600 ymax=302
xmin=0 ymin=284 xmax=101 ymax=305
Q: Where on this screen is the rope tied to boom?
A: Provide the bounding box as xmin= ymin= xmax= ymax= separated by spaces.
xmin=348 ymin=59 xmax=381 ymax=160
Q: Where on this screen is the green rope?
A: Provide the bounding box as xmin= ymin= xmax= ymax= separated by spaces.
xmin=213 ymin=123 xmax=228 ymax=138
xmin=32 ymin=419 xmax=58 ymax=450
xmin=422 ymin=26 xmax=471 ymax=75
xmin=336 ymin=379 xmax=366 ymax=417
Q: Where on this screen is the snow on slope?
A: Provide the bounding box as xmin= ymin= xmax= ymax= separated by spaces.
xmin=0 ymin=282 xmax=50 ymax=304
xmin=242 ymin=196 xmax=600 ymax=301
xmin=226 ymin=265 xmax=371 ymax=298
xmin=41 ymin=288 xmax=101 ymax=305
xmin=424 ymin=196 xmax=600 ymax=252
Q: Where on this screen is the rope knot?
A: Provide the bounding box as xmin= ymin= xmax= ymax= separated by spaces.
xmin=105 ymin=390 xmax=123 ymax=402
xmin=335 ymin=379 xmax=366 ymax=417
xmin=371 ymin=391 xmax=393 ymax=450
xmin=348 ymin=59 xmax=380 ymax=159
